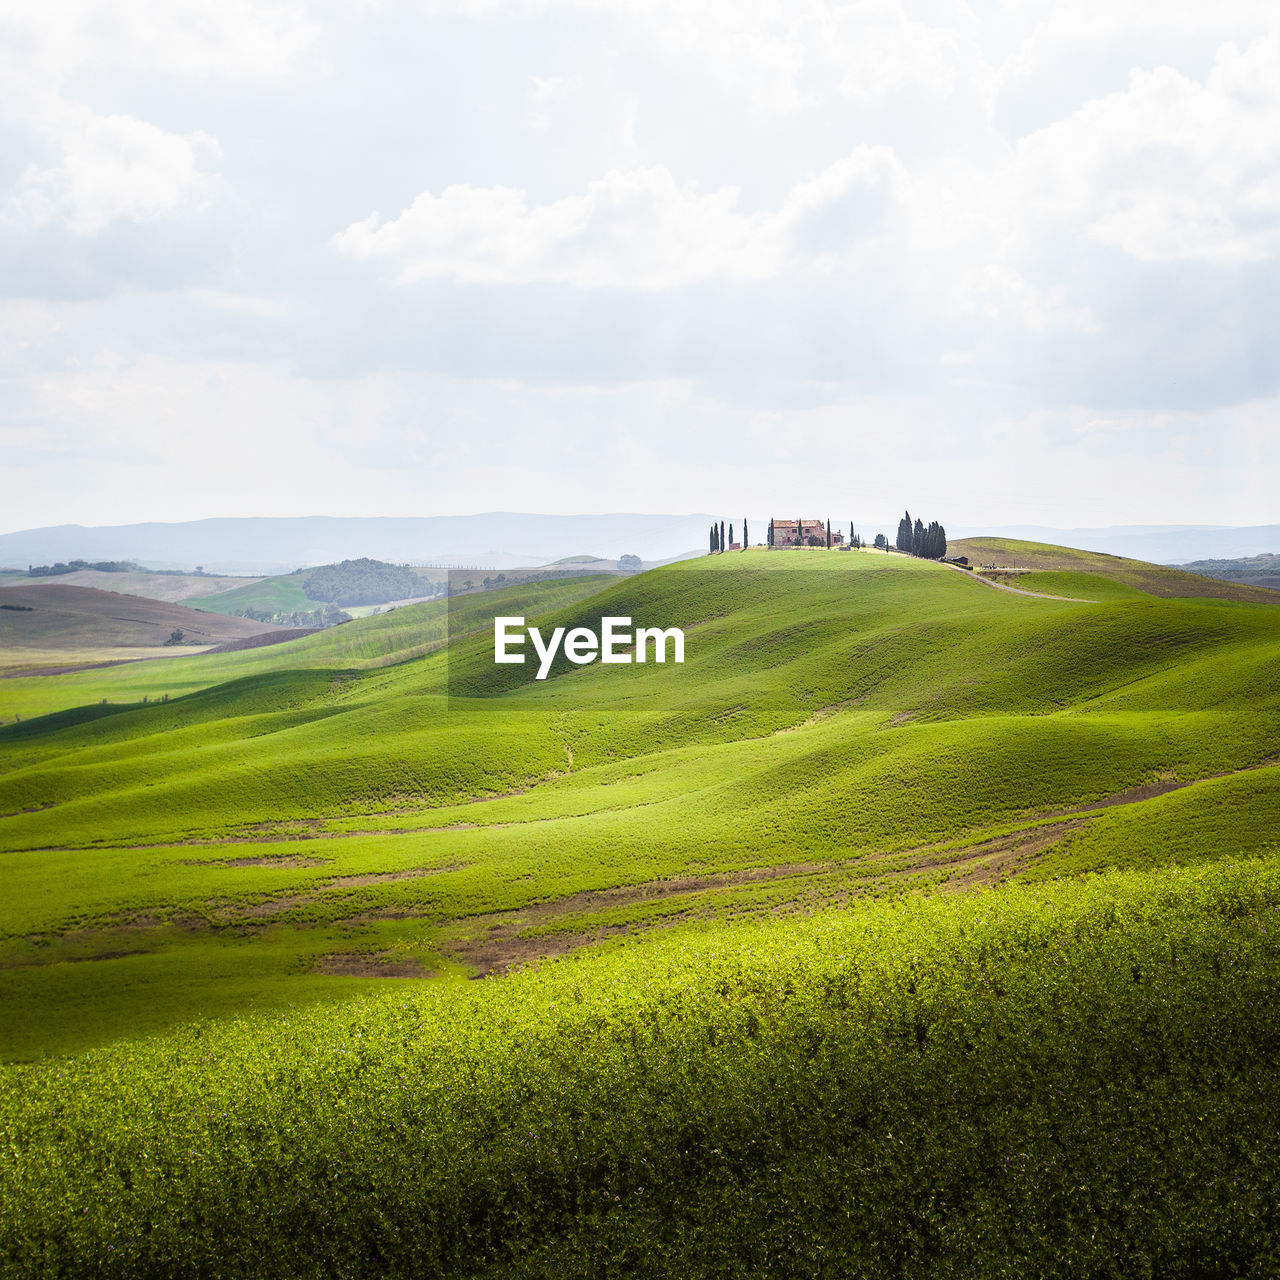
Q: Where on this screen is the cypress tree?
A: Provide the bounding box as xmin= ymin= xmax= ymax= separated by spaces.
xmin=825 ymin=519 xmax=832 ymax=548
xmin=912 ymin=518 xmax=925 ymax=557
xmin=768 ymin=519 xmax=774 ymax=547
xmin=743 ymin=518 xmax=749 ymax=548
xmin=720 ymin=521 xmax=726 ymax=553
xmin=729 ymin=524 xmax=734 ymax=548
xmin=709 ymin=524 xmax=715 ymax=554
xmin=897 ymin=511 xmax=912 ymax=552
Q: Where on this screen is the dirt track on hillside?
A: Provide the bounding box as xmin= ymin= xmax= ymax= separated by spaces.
xmin=941 ymin=561 xmax=1095 ymax=602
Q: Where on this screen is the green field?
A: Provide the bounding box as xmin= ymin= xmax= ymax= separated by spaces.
xmin=3 ymin=544 xmax=1280 ymax=1276
xmin=187 ymin=570 xmax=319 ymax=615
xmin=188 ymin=564 xmax=447 ymax=617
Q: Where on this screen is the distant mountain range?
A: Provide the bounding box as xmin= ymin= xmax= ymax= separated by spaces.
xmin=0 ymin=516 xmax=1275 ymax=575
xmin=0 ymin=514 xmax=719 ymax=575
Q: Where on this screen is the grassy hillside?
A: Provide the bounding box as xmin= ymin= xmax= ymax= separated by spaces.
xmin=0 ymin=584 xmax=278 ymax=677
xmin=189 ymin=563 xmax=449 ymax=617
xmin=3 ymin=550 xmax=1279 ymax=1036
xmin=0 ymin=574 xmax=614 ymax=722
xmin=187 ymin=571 xmax=318 ymax=615
xmin=952 ymin=534 xmax=1280 ymax=603
xmin=3 ymin=547 xmax=1280 ymax=1275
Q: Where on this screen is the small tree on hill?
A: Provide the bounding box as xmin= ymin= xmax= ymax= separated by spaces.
xmin=743 ymin=518 xmax=749 ymax=548
xmin=825 ymin=519 xmax=832 ymax=548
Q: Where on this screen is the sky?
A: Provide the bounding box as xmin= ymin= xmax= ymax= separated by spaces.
xmin=2 ymin=0 xmax=1278 ymax=534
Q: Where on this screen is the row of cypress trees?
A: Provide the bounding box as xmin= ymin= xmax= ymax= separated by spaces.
xmin=709 ymin=519 xmax=750 ymax=553
xmin=895 ymin=511 xmax=947 ymax=559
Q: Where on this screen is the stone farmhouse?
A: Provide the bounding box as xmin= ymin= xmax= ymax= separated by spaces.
xmin=769 ymin=519 xmax=844 ymax=548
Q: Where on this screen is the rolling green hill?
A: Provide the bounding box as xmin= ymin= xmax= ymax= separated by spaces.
xmin=186 ymin=570 xmax=319 ymax=616
xmin=188 ymin=560 xmax=448 ymax=619
xmin=951 ymin=534 xmax=1280 ymax=603
xmin=3 ymin=547 xmax=1280 ymax=1276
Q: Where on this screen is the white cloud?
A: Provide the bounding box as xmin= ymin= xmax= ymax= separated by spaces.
xmin=822 ymin=0 xmax=969 ymax=100
xmin=1010 ymin=36 xmax=1280 ymax=264
xmin=0 ymin=0 xmax=315 ymax=80
xmin=0 ymin=0 xmax=291 ymax=242
xmin=3 ymin=112 xmax=222 ymax=235
xmin=332 ymin=167 xmax=768 ymax=288
xmin=777 ymin=145 xmax=908 ymax=257
xmin=332 ymin=147 xmax=908 ymax=288
xmin=424 ymin=0 xmax=976 ymax=111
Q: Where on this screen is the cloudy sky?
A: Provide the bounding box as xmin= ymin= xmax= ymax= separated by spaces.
xmin=2 ymin=0 xmax=1277 ymax=533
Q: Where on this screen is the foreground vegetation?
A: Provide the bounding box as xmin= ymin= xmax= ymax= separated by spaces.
xmin=2 ymin=543 xmax=1279 ymax=1274
xmin=4 ymin=856 xmax=1280 ymax=1278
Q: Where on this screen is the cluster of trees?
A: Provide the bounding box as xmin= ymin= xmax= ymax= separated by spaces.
xmin=233 ymin=604 xmax=352 ymax=628
xmin=709 ymin=520 xmax=748 ymax=552
xmin=27 ymin=559 xmax=141 ymax=577
xmin=302 ymin=558 xmax=425 ymax=606
xmin=895 ymin=511 xmax=948 ymax=559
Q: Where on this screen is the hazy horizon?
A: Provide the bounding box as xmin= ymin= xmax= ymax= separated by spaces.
xmin=4 ymin=512 xmax=1280 ymax=574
